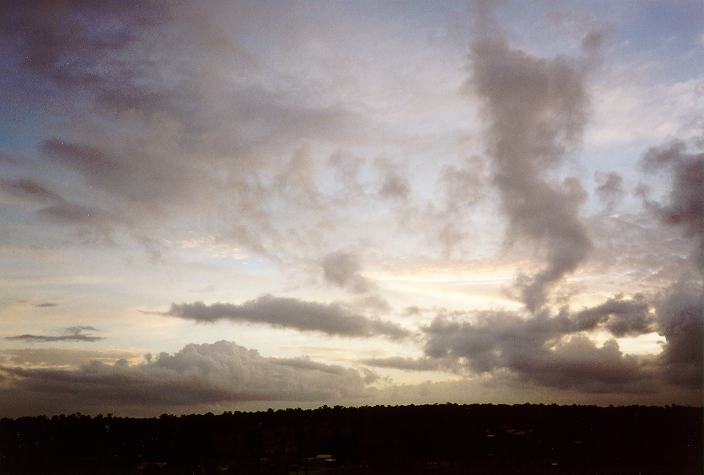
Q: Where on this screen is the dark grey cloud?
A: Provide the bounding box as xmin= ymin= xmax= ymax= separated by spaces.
xmin=508 ymin=335 xmax=647 ymax=393
xmin=593 ymin=133 xmax=704 ymax=392
xmin=0 ymin=179 xmax=65 ymax=205
xmin=166 ymin=295 xmax=409 ymax=339
xmin=34 ymin=302 xmax=58 ymax=308
xmin=422 ymin=310 xmax=651 ymax=393
xmin=594 ymin=172 xmax=624 ymax=211
xmin=414 ymin=264 xmax=699 ymax=395
xmin=424 ymin=312 xmax=560 ymax=373
xmin=654 ymin=285 xmax=703 ymax=388
xmin=570 ymin=295 xmax=653 ymax=337
xmin=418 ymin=290 xmax=658 ymax=393
xmin=6 ymin=326 xmax=103 ymax=343
xmin=640 ymin=138 xmax=704 ymax=266
xmin=469 ymin=9 xmax=597 ymax=311
xmin=321 ymin=251 xmax=373 ymax=294
xmin=0 ymin=340 xmax=371 ymax=416
xmin=0 ymin=1 xmax=166 ymax=89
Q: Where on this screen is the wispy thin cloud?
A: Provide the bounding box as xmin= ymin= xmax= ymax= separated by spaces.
xmin=6 ymin=326 xmax=103 ymax=343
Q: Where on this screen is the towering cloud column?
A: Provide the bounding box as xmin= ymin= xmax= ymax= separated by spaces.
xmin=469 ymin=7 xmax=596 ymax=312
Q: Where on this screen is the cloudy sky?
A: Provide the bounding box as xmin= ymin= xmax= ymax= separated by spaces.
xmin=0 ymin=0 xmax=702 ymax=416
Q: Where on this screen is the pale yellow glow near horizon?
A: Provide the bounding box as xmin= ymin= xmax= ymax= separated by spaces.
xmin=368 ymin=260 xmax=650 ymax=316
xmin=368 ymin=261 xmax=524 ymax=311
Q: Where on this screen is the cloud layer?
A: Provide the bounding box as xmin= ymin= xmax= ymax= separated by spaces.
xmin=166 ymin=295 xmax=409 ymax=339
xmin=6 ymin=326 xmax=103 ymax=343
xmin=0 ymin=340 xmax=372 ymax=416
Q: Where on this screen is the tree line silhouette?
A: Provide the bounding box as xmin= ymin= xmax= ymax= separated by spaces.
xmin=0 ymin=403 xmax=700 ymax=473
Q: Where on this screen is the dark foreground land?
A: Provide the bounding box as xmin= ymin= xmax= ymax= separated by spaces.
xmin=0 ymin=404 xmax=701 ymax=474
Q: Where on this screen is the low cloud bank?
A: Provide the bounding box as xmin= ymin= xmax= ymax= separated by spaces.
xmin=0 ymin=340 xmax=373 ymax=416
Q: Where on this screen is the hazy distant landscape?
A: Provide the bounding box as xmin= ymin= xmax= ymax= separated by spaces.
xmin=1 ymin=404 xmax=701 ymax=474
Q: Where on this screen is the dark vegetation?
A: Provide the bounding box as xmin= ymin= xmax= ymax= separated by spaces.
xmin=0 ymin=404 xmax=700 ymax=474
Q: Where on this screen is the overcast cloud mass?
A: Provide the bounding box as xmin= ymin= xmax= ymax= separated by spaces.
xmin=0 ymin=0 xmax=701 ymax=415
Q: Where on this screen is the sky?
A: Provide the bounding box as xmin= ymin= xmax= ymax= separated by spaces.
xmin=0 ymin=0 xmax=702 ymax=416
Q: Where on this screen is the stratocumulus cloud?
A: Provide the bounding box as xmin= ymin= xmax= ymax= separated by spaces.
xmin=421 ymin=310 xmax=650 ymax=393
xmin=166 ymin=295 xmax=410 ymax=339
xmin=0 ymin=341 xmax=372 ymax=415
xmin=411 ymin=282 xmax=700 ymax=395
